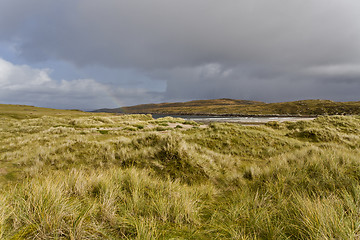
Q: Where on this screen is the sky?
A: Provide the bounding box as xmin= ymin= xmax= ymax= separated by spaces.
xmin=0 ymin=0 xmax=360 ymax=110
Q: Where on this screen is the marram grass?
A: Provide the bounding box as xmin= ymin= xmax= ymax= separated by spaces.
xmin=1 ymin=105 xmax=360 ymax=239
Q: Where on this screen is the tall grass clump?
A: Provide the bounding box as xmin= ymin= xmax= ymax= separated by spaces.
xmin=1 ymin=168 xmax=215 ymax=239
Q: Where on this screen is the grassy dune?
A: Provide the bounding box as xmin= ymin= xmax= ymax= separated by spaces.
xmin=98 ymin=99 xmax=360 ymax=116
xmin=1 ymin=104 xmax=360 ymax=239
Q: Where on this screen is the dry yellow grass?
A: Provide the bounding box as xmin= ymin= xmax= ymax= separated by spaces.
xmin=0 ymin=104 xmax=360 ymax=239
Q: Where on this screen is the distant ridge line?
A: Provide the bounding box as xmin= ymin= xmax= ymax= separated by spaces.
xmin=92 ymin=98 xmax=360 ymax=116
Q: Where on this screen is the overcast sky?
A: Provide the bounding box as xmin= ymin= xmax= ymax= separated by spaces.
xmin=0 ymin=0 xmax=359 ymax=110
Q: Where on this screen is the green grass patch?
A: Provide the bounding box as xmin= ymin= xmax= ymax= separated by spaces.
xmin=98 ymin=130 xmax=109 ymax=134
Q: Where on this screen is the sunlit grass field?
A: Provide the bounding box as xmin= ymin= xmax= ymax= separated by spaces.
xmin=1 ymin=104 xmax=360 ymax=239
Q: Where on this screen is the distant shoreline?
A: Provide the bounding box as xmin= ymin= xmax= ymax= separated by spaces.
xmin=129 ymin=112 xmax=319 ymax=118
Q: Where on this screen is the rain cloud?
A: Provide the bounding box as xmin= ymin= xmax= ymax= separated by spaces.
xmin=0 ymin=0 xmax=359 ymax=108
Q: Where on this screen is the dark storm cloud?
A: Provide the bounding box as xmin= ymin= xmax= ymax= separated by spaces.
xmin=163 ymin=65 xmax=360 ymax=102
xmin=2 ymin=0 xmax=359 ymax=69
xmin=0 ymin=0 xmax=360 ymax=106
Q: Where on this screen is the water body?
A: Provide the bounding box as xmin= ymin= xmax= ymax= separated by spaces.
xmin=152 ymin=114 xmax=315 ymax=124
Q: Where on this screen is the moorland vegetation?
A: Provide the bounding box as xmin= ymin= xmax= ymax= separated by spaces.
xmin=1 ymin=104 xmax=360 ymax=239
xmin=96 ymin=99 xmax=360 ymax=116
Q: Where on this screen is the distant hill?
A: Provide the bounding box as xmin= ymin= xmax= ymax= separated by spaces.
xmin=92 ymin=108 xmax=125 ymax=113
xmin=0 ymin=104 xmax=93 ymax=119
xmin=93 ymin=99 xmax=360 ymax=116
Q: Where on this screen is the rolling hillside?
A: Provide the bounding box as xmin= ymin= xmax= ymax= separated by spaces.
xmin=1 ymin=104 xmax=360 ymax=238
xmin=94 ymin=99 xmax=360 ymax=116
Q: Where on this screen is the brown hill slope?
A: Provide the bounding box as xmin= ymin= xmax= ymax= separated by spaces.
xmin=94 ymin=99 xmax=360 ymax=116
